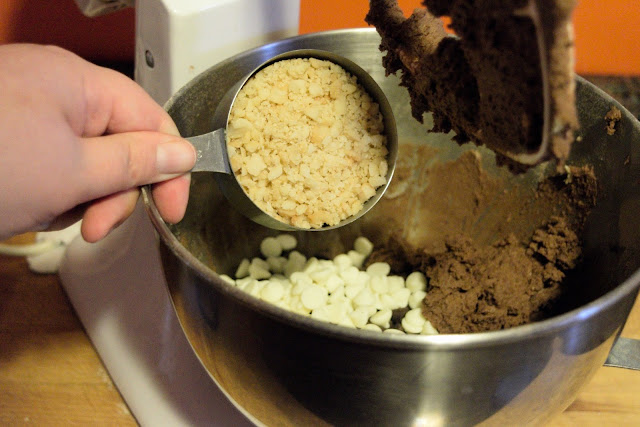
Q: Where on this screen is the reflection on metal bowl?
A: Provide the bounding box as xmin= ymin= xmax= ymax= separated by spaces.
xmin=142 ymin=29 xmax=640 ymax=426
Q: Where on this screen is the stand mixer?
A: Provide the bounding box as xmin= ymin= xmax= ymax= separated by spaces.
xmin=58 ymin=1 xmax=300 ymax=424
xmin=20 ymin=1 xmax=639 ymax=425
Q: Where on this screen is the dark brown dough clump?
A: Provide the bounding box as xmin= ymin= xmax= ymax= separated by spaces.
xmin=366 ymin=159 xmax=597 ymax=333
xmin=366 ymin=0 xmax=579 ymax=169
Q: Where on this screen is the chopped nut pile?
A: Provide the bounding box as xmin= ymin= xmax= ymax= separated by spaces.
xmin=227 ymin=57 xmax=389 ymax=229
xmin=220 ymin=235 xmax=438 ymax=335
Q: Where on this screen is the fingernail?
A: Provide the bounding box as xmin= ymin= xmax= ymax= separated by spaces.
xmin=157 ymin=140 xmax=196 ymax=174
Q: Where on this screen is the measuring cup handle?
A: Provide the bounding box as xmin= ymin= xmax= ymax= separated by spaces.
xmin=186 ymin=129 xmax=232 ymax=174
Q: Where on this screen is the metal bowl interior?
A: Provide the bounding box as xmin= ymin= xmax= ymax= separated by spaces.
xmin=144 ymin=29 xmax=640 ymax=426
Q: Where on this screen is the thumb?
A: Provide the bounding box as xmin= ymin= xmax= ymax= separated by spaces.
xmin=77 ymin=131 xmax=196 ymax=201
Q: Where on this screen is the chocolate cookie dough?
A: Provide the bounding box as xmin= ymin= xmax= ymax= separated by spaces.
xmin=366 ymin=0 xmax=578 ymax=169
xmin=366 ymin=151 xmax=597 ymax=333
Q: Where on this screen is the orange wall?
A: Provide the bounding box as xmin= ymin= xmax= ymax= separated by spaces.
xmin=299 ymin=0 xmax=640 ymax=76
xmin=0 ymin=0 xmax=638 ymax=74
xmin=0 ymin=0 xmax=134 ymax=62
xmin=572 ymin=0 xmax=640 ymax=75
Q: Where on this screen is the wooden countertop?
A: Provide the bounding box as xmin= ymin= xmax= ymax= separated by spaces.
xmin=0 ymin=234 xmax=639 ymax=425
xmin=0 ymin=235 xmax=136 ymax=425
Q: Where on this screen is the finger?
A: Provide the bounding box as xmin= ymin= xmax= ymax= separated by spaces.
xmin=45 ymin=203 xmax=88 ymax=232
xmin=77 ymin=131 xmax=195 ymax=202
xmin=81 ymin=65 xmax=180 ymax=137
xmin=151 ymin=173 xmax=192 ymax=224
xmin=81 ymin=188 xmax=140 ymax=243
xmin=7 ymin=45 xmax=179 ymax=138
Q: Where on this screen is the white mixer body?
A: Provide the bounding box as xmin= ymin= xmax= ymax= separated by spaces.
xmin=134 ymin=0 xmax=300 ymax=104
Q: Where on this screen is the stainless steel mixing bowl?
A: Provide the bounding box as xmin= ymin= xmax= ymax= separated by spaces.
xmin=143 ymin=29 xmax=640 ymax=426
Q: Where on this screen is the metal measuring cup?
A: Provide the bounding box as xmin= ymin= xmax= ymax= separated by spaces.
xmin=184 ymin=49 xmax=398 ymax=231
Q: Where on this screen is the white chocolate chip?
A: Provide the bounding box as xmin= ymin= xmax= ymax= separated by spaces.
xmin=354 ymin=236 xmax=374 ymax=256
xmin=406 ymin=271 xmax=427 ymax=292
xmin=366 ymin=262 xmax=391 ymax=277
xmin=409 ymin=290 xmax=427 ymax=309
xmin=267 ymin=256 xmax=287 ymax=274
xmin=310 ymin=267 xmax=336 ymax=286
xmin=245 ymin=280 xmax=267 ymax=297
xmin=301 ymin=284 xmax=328 ymax=310
xmin=328 ymin=285 xmax=347 ymax=304
xmin=324 ymin=275 xmax=345 ymax=293
xmin=401 ymin=308 xmax=426 ymax=334
xmin=422 ymin=321 xmax=439 ymax=335
xmin=311 ymin=306 xmax=330 ymax=322
xmin=370 ymin=308 xmax=392 ymax=329
xmin=236 ymin=277 xmax=254 ymax=290
xmin=235 ymin=258 xmax=250 ymax=279
xmin=219 ymin=274 xmax=236 ymax=285
xmin=251 ymin=257 xmax=270 ymax=271
xmin=391 ymin=288 xmax=411 ymax=310
xmin=352 ymin=288 xmax=376 ymax=308
xmin=260 ymin=237 xmax=283 ymax=258
xmin=229 ymin=235 xmax=439 ymax=336
xmin=387 ymin=276 xmax=405 ymax=293
xmin=333 ymin=253 xmax=352 ymax=271
xmin=362 ymin=323 xmax=382 ymax=332
xmin=276 ymin=234 xmax=298 ymax=251
xmin=336 ymin=315 xmax=356 ymax=328
xmin=347 ymin=250 xmax=366 ymax=269
xmin=379 ymin=294 xmax=397 ymax=310
xmin=345 ymin=281 xmax=367 ymax=300
xmin=249 ymin=259 xmax=271 ymax=280
xmin=261 ymin=281 xmax=285 ymax=303
xmin=291 ymin=272 xmax=313 ymax=295
xmin=370 ymin=276 xmax=389 ymax=294
xmin=326 ymin=302 xmax=350 ymax=324
xmin=349 ymin=307 xmax=371 ymax=328
xmin=340 ymin=266 xmax=360 ymax=286
xmin=285 ymin=251 xmax=307 ymax=277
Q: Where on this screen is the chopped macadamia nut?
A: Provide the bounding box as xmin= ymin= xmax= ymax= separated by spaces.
xmin=227 ymin=57 xmax=389 ymax=228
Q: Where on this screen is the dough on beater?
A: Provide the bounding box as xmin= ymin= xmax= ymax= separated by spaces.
xmin=366 ymin=0 xmax=579 ymax=170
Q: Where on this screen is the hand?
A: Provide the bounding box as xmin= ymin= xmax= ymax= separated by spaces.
xmin=0 ymin=44 xmax=195 ymax=242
